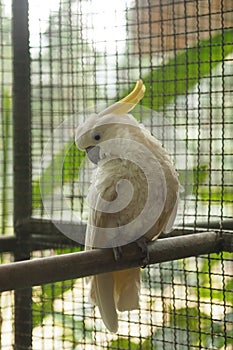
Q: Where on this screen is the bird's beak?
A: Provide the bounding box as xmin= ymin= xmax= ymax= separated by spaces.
xmin=98 ymin=80 xmax=146 ymax=117
xmin=86 ymin=146 xmax=100 ymax=164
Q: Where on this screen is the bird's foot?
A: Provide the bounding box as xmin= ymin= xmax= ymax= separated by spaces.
xmin=136 ymin=237 xmax=149 ymax=268
xmin=113 ymin=246 xmax=123 ymax=261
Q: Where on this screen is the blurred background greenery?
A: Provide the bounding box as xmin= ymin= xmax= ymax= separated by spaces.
xmin=0 ymin=0 xmax=232 ymax=348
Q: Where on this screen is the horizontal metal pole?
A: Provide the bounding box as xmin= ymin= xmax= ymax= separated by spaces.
xmin=0 ymin=220 xmax=202 ymax=253
xmin=19 ymin=217 xmax=233 ymax=236
xmin=0 ymin=231 xmax=227 ymax=293
xmin=0 ymin=236 xmax=18 ymax=253
xmin=1 ymin=218 xmax=231 ymax=254
xmin=185 ymin=219 xmax=233 ymax=231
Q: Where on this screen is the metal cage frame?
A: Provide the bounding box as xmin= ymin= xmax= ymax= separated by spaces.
xmin=0 ymin=0 xmax=232 ymax=348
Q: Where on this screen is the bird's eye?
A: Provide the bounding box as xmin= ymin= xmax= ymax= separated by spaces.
xmin=93 ymin=133 xmax=101 ymax=141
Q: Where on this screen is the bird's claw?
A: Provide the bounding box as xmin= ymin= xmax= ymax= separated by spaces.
xmin=113 ymin=239 xmax=149 ymax=266
xmin=113 ymin=246 xmax=123 ymax=261
xmin=136 ymin=237 xmax=149 ymax=268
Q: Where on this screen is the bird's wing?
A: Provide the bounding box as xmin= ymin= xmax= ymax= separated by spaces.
xmin=163 ymin=194 xmax=179 ymax=233
xmin=85 ymin=177 xmax=120 ymax=249
xmin=85 ymin=174 xmax=120 ymax=333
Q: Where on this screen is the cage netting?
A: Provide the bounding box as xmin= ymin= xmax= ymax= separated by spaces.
xmin=0 ymin=0 xmax=232 ymax=348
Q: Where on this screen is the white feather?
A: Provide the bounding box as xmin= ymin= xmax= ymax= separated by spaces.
xmin=93 ymin=273 xmax=118 ymax=333
xmin=163 ymin=195 xmax=179 ymax=233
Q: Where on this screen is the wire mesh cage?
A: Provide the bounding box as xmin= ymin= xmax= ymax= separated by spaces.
xmin=0 ymin=0 xmax=232 ymax=349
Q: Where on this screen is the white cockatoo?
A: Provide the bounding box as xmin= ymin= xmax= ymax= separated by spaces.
xmin=75 ymin=80 xmax=180 ymax=333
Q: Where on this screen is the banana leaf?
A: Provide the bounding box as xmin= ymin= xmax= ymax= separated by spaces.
xmin=142 ymin=29 xmax=233 ymax=110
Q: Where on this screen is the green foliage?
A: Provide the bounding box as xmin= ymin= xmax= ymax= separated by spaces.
xmin=169 ymin=307 xmax=232 ymax=349
xmin=109 ymin=337 xmax=147 ymax=349
xmin=141 ymin=260 xmax=185 ymax=291
xmin=178 ymin=164 xmax=209 ymax=196
xmin=191 ymin=165 xmax=233 ymax=202
xmin=198 ymin=186 xmax=233 ymax=202
xmin=191 ymin=253 xmax=233 ymax=305
xmin=141 ymin=253 xmax=233 ymax=349
xmin=193 ymin=164 xmax=209 ymax=185
xmin=179 ymin=164 xmax=233 ymax=202
xmin=62 ymin=142 xmax=86 ymax=183
xmin=33 ymin=281 xmax=75 ymax=328
xmin=141 ymin=307 xmax=233 ymax=349
xmin=32 ymin=142 xmax=85 ymax=209
xmin=53 ymin=312 xmax=93 ymax=344
xmin=32 ymin=247 xmax=81 ymax=328
xmin=142 ymin=29 xmax=233 ymax=111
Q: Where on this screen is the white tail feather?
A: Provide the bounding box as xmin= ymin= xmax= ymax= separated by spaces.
xmin=93 ymin=273 xmax=118 ymax=333
xmin=114 ymin=268 xmax=140 ymax=311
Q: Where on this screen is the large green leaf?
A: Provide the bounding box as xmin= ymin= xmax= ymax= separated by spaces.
xmin=142 ymin=29 xmax=233 ymax=111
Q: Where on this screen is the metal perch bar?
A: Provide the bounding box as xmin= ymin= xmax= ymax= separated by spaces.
xmin=0 ymin=231 xmax=230 ymax=293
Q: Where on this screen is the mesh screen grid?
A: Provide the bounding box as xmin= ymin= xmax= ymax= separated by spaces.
xmin=0 ymin=0 xmax=232 ymax=348
xmin=0 ymin=0 xmax=13 ymax=236
xmin=30 ymin=0 xmax=233 ymax=229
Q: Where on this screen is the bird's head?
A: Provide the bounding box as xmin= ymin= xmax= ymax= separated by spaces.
xmin=75 ymin=80 xmax=146 ymax=164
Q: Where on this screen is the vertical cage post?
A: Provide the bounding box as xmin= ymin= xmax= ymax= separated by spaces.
xmin=12 ymin=0 xmax=32 ymax=348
